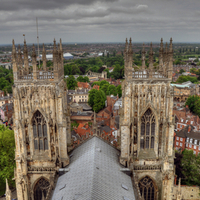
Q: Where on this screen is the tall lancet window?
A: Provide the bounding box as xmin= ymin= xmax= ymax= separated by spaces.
xmin=140 ymin=109 xmax=155 ymax=150
xmin=32 ymin=110 xmax=48 ymax=151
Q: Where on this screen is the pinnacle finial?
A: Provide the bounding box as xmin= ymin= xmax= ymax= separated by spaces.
xmin=60 ymin=38 xmax=63 ymax=50
xmin=165 ymin=42 xmax=168 ymax=52
xmin=128 ymin=37 xmax=133 ymax=54
xmin=6 ymin=178 xmax=9 ymax=191
xmin=32 ymin=44 xmax=36 ymax=57
xmin=142 ymin=43 xmax=145 ymax=53
xmin=150 ymin=42 xmax=153 ymax=54
xmin=124 ymin=38 xmax=129 ymax=53
xmin=12 ymin=40 xmax=16 ymax=53
xmin=169 ymin=38 xmax=173 ymax=52
xmin=6 ymin=178 xmax=11 ymax=200
xmin=43 ymin=43 xmax=45 ymax=51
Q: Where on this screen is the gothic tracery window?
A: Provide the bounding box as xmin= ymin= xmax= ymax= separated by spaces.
xmin=139 ymin=176 xmax=157 ymax=200
xmin=34 ymin=178 xmax=50 ymax=200
xmin=32 ymin=110 xmax=48 ymax=151
xmin=140 ymin=109 xmax=155 ymax=150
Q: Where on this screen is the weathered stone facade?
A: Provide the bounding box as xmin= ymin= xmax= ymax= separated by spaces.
xmin=12 ymin=39 xmax=71 ymax=200
xmin=120 ymin=38 xmax=175 ymax=200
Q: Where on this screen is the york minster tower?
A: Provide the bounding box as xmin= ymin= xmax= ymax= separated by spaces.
xmin=12 ymin=39 xmax=71 ymax=200
xmin=120 ymin=38 xmax=174 ymax=200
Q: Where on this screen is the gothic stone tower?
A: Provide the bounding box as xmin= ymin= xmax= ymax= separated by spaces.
xmin=120 ymin=38 xmax=174 ymax=200
xmin=12 ymin=39 xmax=71 ymax=200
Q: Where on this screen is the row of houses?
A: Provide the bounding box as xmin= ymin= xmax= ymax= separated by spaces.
xmin=173 ymin=104 xmax=200 ymax=155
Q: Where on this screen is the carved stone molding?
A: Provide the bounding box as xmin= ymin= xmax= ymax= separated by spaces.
xmin=133 ymin=165 xmax=161 ymax=171
xmin=28 ymin=166 xmax=56 ymax=172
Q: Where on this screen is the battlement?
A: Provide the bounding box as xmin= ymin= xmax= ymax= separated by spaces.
xmin=124 ymin=38 xmax=173 ymax=81
xmin=12 ymin=38 xmax=64 ymax=83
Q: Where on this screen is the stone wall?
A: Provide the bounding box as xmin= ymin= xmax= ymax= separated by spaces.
xmin=172 ymin=185 xmax=200 ymax=200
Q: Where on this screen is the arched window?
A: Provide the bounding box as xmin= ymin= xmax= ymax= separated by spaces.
xmin=32 ymin=110 xmax=48 ymax=151
xmin=139 ymin=176 xmax=157 ymax=200
xmin=140 ymin=109 xmax=155 ymax=150
xmin=34 ymin=178 xmax=50 ymax=200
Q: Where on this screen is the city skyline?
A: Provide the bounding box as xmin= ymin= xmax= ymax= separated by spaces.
xmin=0 ymin=0 xmax=200 ymax=44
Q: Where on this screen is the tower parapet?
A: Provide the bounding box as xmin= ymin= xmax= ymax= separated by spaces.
xmin=124 ymin=38 xmax=173 ymax=81
xmin=12 ymin=39 xmax=64 ymax=83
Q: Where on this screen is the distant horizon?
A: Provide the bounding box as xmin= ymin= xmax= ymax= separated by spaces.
xmin=1 ymin=41 xmax=200 ymax=46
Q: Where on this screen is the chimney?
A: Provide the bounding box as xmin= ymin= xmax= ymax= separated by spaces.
xmin=188 ymin=125 xmax=191 ymax=133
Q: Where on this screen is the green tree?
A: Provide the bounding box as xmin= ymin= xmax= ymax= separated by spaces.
xmin=181 ymin=149 xmax=200 ymax=186
xmin=176 ymin=75 xmax=198 ymax=84
xmin=185 ymin=95 xmax=200 ymax=115
xmin=101 ymin=83 xmax=110 ymax=94
xmin=71 ymin=121 xmax=79 ymax=131
xmin=83 ymin=76 xmax=90 ymax=82
xmin=190 ymin=68 xmax=197 ymax=74
xmin=77 ymin=76 xmax=84 ymax=82
xmin=71 ymin=65 xmax=81 ymax=75
xmin=179 ymin=69 xmax=185 ymax=74
xmin=66 ymin=75 xmax=78 ymax=90
xmin=116 ymin=84 xmax=122 ymax=98
xmin=107 ymin=85 xmax=117 ymax=96
xmin=93 ymin=90 xmax=106 ymax=112
xmin=0 ymin=125 xmax=15 ymax=195
xmin=91 ymin=81 xmax=100 ymax=87
xmin=100 ymin=80 xmax=109 ymax=89
xmin=88 ymin=89 xmax=98 ymax=108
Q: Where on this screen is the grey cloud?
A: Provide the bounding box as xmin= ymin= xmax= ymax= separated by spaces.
xmin=0 ymin=0 xmax=118 ymax=11
xmin=1 ymin=0 xmax=200 ymax=44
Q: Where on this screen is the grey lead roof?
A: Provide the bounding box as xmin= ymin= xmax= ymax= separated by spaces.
xmin=51 ymin=137 xmax=136 ymax=200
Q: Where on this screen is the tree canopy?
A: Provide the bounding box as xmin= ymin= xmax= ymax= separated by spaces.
xmin=0 ymin=67 xmax=13 ymax=95
xmin=185 ymin=95 xmax=200 ymax=116
xmin=176 ymin=75 xmax=198 ymax=84
xmin=66 ymin=75 xmax=78 ymax=90
xmin=0 ymin=125 xmax=15 ymax=195
xmin=88 ymin=89 xmax=106 ymax=112
xmin=181 ymin=149 xmax=200 ymax=186
xmin=77 ymin=76 xmax=90 ymax=83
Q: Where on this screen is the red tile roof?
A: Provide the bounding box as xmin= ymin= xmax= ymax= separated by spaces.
xmin=92 ymin=85 xmax=100 ymax=90
xmin=77 ymin=82 xmax=90 ymax=89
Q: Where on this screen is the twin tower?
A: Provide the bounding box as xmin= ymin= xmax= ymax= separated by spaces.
xmin=120 ymin=38 xmax=175 ymax=199
xmin=12 ymin=39 xmax=71 ymax=200
xmin=11 ymin=37 xmax=175 ymax=200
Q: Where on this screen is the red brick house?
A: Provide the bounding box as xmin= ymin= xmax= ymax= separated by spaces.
xmin=173 ymin=107 xmax=200 ymax=132
xmin=174 ymin=125 xmax=200 ymax=155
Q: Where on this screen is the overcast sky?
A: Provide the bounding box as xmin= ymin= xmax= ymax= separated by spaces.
xmin=1 ymin=0 xmax=200 ymax=44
